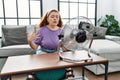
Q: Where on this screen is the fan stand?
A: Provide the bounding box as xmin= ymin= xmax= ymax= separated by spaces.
xmin=87 ymin=38 xmax=93 ymax=58
xmin=58 ymin=38 xmax=93 ymax=63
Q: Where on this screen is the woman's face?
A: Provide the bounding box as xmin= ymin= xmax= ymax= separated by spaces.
xmin=47 ymin=12 xmax=59 ymax=26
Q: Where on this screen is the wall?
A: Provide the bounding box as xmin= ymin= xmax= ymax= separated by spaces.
xmin=112 ymin=0 xmax=120 ymax=21
xmin=97 ymin=0 xmax=120 ymax=24
xmin=97 ymin=0 xmax=113 ymax=20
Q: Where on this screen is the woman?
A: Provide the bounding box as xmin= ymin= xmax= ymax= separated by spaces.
xmin=27 ymin=9 xmax=68 ymax=80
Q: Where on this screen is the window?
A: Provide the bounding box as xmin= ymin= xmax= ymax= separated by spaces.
xmin=0 ymin=0 xmax=42 ymax=37
xmin=58 ymin=0 xmax=97 ymax=25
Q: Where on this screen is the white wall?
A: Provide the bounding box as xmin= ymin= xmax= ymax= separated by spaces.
xmin=97 ymin=0 xmax=113 ymax=20
xmin=97 ymin=0 xmax=120 ymax=24
xmin=112 ymin=0 xmax=120 ymax=21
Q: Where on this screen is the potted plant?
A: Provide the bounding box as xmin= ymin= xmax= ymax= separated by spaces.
xmin=98 ymin=14 xmax=120 ymax=36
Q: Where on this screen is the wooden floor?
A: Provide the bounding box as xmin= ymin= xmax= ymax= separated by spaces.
xmin=11 ymin=67 xmax=120 ymax=80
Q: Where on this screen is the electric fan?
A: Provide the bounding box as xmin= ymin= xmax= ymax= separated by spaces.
xmin=58 ymin=16 xmax=95 ymax=62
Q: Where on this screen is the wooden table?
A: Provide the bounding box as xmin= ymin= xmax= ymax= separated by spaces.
xmin=0 ymin=52 xmax=108 ymax=80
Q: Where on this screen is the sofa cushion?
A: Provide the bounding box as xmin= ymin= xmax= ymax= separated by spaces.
xmin=2 ymin=25 xmax=28 ymax=46
xmin=93 ymin=27 xmax=107 ymax=39
xmin=91 ymin=39 xmax=120 ymax=60
xmin=0 ymin=44 xmax=35 ymax=57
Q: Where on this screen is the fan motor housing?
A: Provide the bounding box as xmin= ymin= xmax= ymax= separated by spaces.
xmin=76 ymin=30 xmax=87 ymax=43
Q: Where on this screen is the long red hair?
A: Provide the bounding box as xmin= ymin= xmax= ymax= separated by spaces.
xmin=38 ymin=9 xmax=63 ymax=28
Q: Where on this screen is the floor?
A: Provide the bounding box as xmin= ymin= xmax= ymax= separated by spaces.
xmin=9 ymin=67 xmax=120 ymax=80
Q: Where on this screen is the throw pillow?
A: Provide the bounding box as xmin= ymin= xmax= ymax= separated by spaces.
xmin=26 ymin=25 xmax=36 ymax=35
xmin=2 ymin=25 xmax=28 ymax=46
xmin=93 ymin=26 xmax=107 ymax=39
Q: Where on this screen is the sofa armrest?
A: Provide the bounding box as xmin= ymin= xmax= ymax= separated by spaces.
xmin=105 ymin=35 xmax=120 ymax=44
xmin=105 ymin=35 xmax=120 ymax=40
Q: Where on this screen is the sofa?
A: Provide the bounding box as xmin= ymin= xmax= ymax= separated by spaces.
xmin=0 ymin=25 xmax=36 ymax=72
xmin=0 ymin=25 xmax=120 ymax=76
xmin=85 ymin=35 xmax=120 ymax=75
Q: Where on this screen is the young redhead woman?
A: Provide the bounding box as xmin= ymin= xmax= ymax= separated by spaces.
xmin=27 ymin=9 xmax=74 ymax=80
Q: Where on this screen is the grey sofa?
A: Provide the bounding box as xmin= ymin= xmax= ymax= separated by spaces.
xmin=1 ymin=25 xmax=120 ymax=76
xmin=0 ymin=25 xmax=36 ymax=72
xmin=86 ymin=35 xmax=120 ymax=75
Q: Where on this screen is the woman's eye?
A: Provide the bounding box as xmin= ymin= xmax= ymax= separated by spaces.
xmin=50 ymin=15 xmax=54 ymax=18
xmin=50 ymin=16 xmax=54 ymax=18
xmin=56 ymin=16 xmax=59 ymax=18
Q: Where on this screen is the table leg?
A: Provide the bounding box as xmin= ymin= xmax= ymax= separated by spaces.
xmin=103 ymin=61 xmax=109 ymax=80
xmin=82 ymin=66 xmax=85 ymax=80
xmin=9 ymin=75 xmax=12 ymax=80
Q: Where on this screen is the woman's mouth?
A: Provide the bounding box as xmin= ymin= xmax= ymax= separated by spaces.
xmin=53 ymin=21 xmax=57 ymax=23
